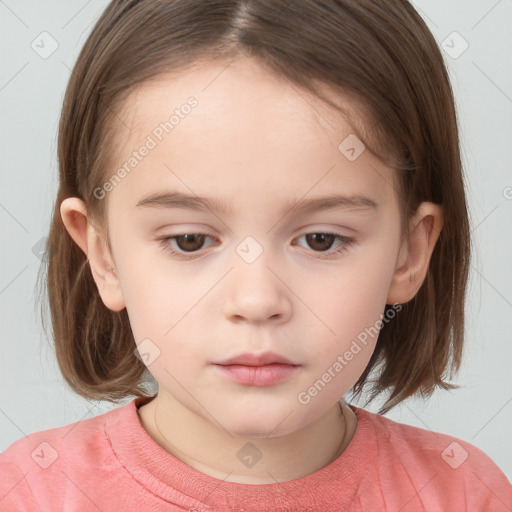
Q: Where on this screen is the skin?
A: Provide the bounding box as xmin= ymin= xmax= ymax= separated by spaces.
xmin=62 ymin=56 xmax=443 ymax=484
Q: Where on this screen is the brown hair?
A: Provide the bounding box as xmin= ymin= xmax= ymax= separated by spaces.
xmin=44 ymin=0 xmax=470 ymax=413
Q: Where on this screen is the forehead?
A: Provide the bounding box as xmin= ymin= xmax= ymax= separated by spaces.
xmin=122 ymin=57 xmax=366 ymax=147
xmin=107 ymin=57 xmax=399 ymax=211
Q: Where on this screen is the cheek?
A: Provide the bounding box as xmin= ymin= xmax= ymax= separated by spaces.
xmin=113 ymin=250 xmax=188 ymax=341
xmin=116 ymin=258 xmax=217 ymax=402
xmin=299 ymin=244 xmax=399 ymax=378
xmin=299 ymin=279 xmax=389 ymax=406
xmin=306 ymin=255 xmax=397 ymax=335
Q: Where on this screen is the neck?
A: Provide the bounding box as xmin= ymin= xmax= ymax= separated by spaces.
xmin=137 ymin=392 xmax=357 ymax=484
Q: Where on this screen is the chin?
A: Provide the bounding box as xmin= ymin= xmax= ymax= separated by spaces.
xmin=219 ymin=408 xmax=303 ymax=439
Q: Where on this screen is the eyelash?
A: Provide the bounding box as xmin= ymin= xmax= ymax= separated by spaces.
xmin=157 ymin=232 xmax=355 ymax=260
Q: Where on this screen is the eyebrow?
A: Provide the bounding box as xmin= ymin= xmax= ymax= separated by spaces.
xmin=136 ymin=191 xmax=378 ymax=215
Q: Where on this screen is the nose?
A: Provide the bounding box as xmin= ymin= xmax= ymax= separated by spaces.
xmin=222 ymin=256 xmax=293 ymax=325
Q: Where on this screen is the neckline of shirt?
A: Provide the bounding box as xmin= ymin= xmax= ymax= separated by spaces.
xmin=105 ymin=395 xmax=375 ymax=508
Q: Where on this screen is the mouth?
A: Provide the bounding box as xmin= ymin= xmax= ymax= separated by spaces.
xmin=212 ymin=362 xmax=299 ymax=387
xmin=213 ymin=351 xmax=298 ymax=367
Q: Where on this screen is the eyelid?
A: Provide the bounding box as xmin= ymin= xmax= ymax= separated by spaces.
xmin=291 ymin=231 xmax=355 ymax=258
xmin=156 ymin=232 xmax=220 ymax=260
xmin=155 ymin=227 xmax=356 ymax=260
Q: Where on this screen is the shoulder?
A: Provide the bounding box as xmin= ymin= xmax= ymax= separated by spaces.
xmin=0 ymin=400 xmax=132 ymax=510
xmin=352 ymin=405 xmax=512 ymax=510
xmin=1 ymin=401 xmax=125 ymax=469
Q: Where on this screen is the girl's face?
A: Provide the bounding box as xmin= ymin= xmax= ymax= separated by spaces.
xmin=103 ymin=57 xmax=405 ymax=437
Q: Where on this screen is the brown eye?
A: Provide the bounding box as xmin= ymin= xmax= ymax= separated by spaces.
xmin=305 ymin=233 xmax=336 ymax=251
xmin=293 ymin=232 xmax=353 ymax=258
xmin=158 ymin=233 xmax=217 ymax=258
xmin=174 ymin=234 xmax=207 ymax=252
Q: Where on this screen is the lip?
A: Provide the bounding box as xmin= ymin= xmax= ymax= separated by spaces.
xmin=212 ymin=351 xmax=300 ymax=386
xmin=213 ymin=351 xmax=298 ymax=366
xmin=213 ymin=363 xmax=299 ymax=386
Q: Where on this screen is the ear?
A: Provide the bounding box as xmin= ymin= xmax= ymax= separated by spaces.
xmin=60 ymin=197 xmax=126 ymax=312
xmin=386 ymin=202 xmax=443 ymax=304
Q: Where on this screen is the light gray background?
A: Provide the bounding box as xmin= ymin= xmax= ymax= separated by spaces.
xmin=1 ymin=0 xmax=511 ymax=482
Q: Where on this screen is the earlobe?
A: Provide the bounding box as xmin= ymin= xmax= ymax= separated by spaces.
xmin=60 ymin=198 xmax=126 ymax=312
xmin=386 ymin=202 xmax=443 ymax=304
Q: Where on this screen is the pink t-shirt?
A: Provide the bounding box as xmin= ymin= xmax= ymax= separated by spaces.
xmin=1 ymin=396 xmax=511 ymax=511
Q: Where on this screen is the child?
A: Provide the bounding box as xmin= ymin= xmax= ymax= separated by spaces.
xmin=1 ymin=0 xmax=511 ymax=510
